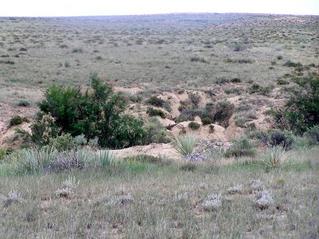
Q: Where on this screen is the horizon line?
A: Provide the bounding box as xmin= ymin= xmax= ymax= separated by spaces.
xmin=1 ymin=11 xmax=318 ymax=18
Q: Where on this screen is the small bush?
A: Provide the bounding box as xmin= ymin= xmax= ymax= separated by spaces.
xmin=283 ymin=60 xmax=302 ymax=68
xmin=147 ymin=107 xmax=166 ymax=118
xmin=146 ymin=96 xmax=161 ymax=106
xmin=201 ymin=117 xmax=213 ymax=125
xmin=188 ymin=121 xmax=200 ymax=130
xmin=9 ymin=115 xmax=28 ymax=127
xmin=225 ymin=138 xmax=256 ymax=158
xmin=17 ymin=99 xmax=31 ymax=107
xmin=263 ymin=146 xmax=285 ymax=170
xmin=305 ymin=126 xmax=319 ymax=145
xmin=0 ymin=148 xmax=7 ymax=161
xmin=48 ymin=134 xmax=76 ymax=152
xmin=33 ymin=74 xmax=146 ymax=149
xmin=209 ymin=101 xmax=234 ymax=127
xmin=273 ymin=74 xmax=319 ymax=134
xmin=174 ymin=134 xmax=197 ymax=156
xmin=143 ymin=118 xmax=171 ymax=144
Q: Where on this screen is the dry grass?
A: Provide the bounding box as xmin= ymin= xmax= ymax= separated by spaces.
xmin=0 ymin=147 xmax=318 ymax=238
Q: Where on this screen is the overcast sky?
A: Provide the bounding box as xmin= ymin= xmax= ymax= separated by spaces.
xmin=1 ymin=0 xmax=318 ymax=17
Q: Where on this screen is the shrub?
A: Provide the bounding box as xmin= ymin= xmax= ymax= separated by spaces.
xmin=31 ymin=113 xmax=60 ymax=146
xmin=283 ymin=60 xmax=302 ymax=68
xmin=305 ymin=126 xmax=319 ymax=145
xmin=48 ymin=134 xmax=76 ymax=152
xmin=201 ymin=117 xmax=213 ymax=125
xmin=248 ymin=83 xmax=273 ymax=95
xmin=209 ymin=101 xmax=234 ymax=127
xmin=268 ymin=130 xmax=294 ymax=150
xmin=225 ymin=138 xmax=256 ymax=158
xmin=188 ymin=121 xmax=200 ymax=130
xmin=174 ymin=134 xmax=197 ymax=156
xmin=9 ymin=115 xmax=28 ymax=127
xmin=0 ymin=148 xmax=7 ymax=161
xmin=146 ymin=97 xmax=161 ymax=106
xmin=143 ymin=117 xmax=171 ymax=144
xmin=263 ymin=146 xmax=285 ymax=170
xmin=147 ymin=107 xmax=166 ymax=118
xmin=33 ymin=74 xmax=146 ymax=149
xmin=254 ymin=130 xmax=294 ymax=150
xmin=17 ymin=99 xmax=31 ymax=107
xmin=273 ymin=73 xmax=319 ymax=134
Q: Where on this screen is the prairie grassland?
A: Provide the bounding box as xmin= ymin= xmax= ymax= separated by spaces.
xmin=0 ymin=147 xmax=318 ymax=238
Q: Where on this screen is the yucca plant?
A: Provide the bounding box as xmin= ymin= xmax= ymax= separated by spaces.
xmin=173 ymin=134 xmax=197 ymax=156
xmin=95 ymin=150 xmax=115 ymax=168
xmin=263 ymin=146 xmax=286 ymax=169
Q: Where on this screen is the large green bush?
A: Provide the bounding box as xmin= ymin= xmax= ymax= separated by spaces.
xmin=274 ymin=73 xmax=319 ymax=134
xmin=32 ymin=74 xmax=146 ymax=149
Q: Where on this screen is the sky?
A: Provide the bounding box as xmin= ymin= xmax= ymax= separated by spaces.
xmin=1 ymin=0 xmax=318 ymax=17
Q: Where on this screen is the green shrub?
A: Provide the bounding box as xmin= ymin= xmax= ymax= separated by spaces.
xmin=188 ymin=121 xmax=200 ymax=130
xmin=31 ymin=113 xmax=60 ymax=146
xmin=143 ymin=118 xmax=171 ymax=144
xmin=174 ymin=134 xmax=197 ymax=156
xmin=201 ymin=117 xmax=213 ymax=125
xmin=268 ymin=130 xmax=294 ymax=150
xmin=273 ymin=73 xmax=319 ymax=134
xmin=9 ymin=115 xmax=28 ymax=127
xmin=0 ymin=148 xmax=7 ymax=161
xmin=147 ymin=107 xmax=166 ymax=118
xmin=305 ymin=126 xmax=319 ymax=145
xmin=33 ymin=74 xmax=146 ymax=149
xmin=48 ymin=134 xmax=76 ymax=152
xmin=17 ymin=99 xmax=31 ymax=107
xmin=208 ymin=101 xmax=234 ymax=127
xmin=146 ymin=96 xmax=171 ymax=111
xmin=283 ymin=60 xmax=302 ymax=68
xmin=225 ymin=138 xmax=256 ymax=158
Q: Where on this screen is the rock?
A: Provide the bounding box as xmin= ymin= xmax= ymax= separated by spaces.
xmin=227 ymin=184 xmax=243 ymax=195
xmin=255 ymin=190 xmax=274 ymax=210
xmin=202 ymin=193 xmax=222 ymax=211
xmin=250 ymin=179 xmax=264 ymax=192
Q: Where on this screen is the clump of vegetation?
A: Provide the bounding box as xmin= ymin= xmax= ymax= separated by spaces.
xmin=17 ymin=99 xmax=31 ymax=107
xmin=204 ymin=101 xmax=234 ymax=127
xmin=248 ymin=83 xmax=273 ymax=95
xmin=146 ymin=96 xmax=171 ymax=112
xmin=174 ymin=134 xmax=197 ymax=156
xmin=225 ymin=137 xmax=256 ymax=158
xmin=263 ymin=146 xmax=286 ymax=170
xmin=0 ymin=148 xmax=7 ymax=161
xmin=273 ymin=73 xmax=319 ymax=134
xmin=9 ymin=115 xmax=29 ymax=127
xmin=188 ymin=121 xmax=200 ymax=130
xmin=143 ymin=117 xmax=171 ymax=144
xmin=283 ymin=60 xmax=302 ymax=68
xmin=48 ymin=133 xmax=76 ymax=152
xmin=304 ymin=126 xmax=319 ymax=145
xmin=201 ymin=116 xmax=213 ymax=125
xmin=32 ymin=74 xmax=146 ymax=149
xmin=147 ymin=107 xmax=166 ymax=118
xmin=254 ymin=130 xmax=294 ymax=150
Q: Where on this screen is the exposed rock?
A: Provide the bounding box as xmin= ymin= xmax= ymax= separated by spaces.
xmin=255 ymin=190 xmax=274 ymax=210
xmin=227 ymin=184 xmax=243 ymax=195
xmin=202 ymin=193 xmax=222 ymax=211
